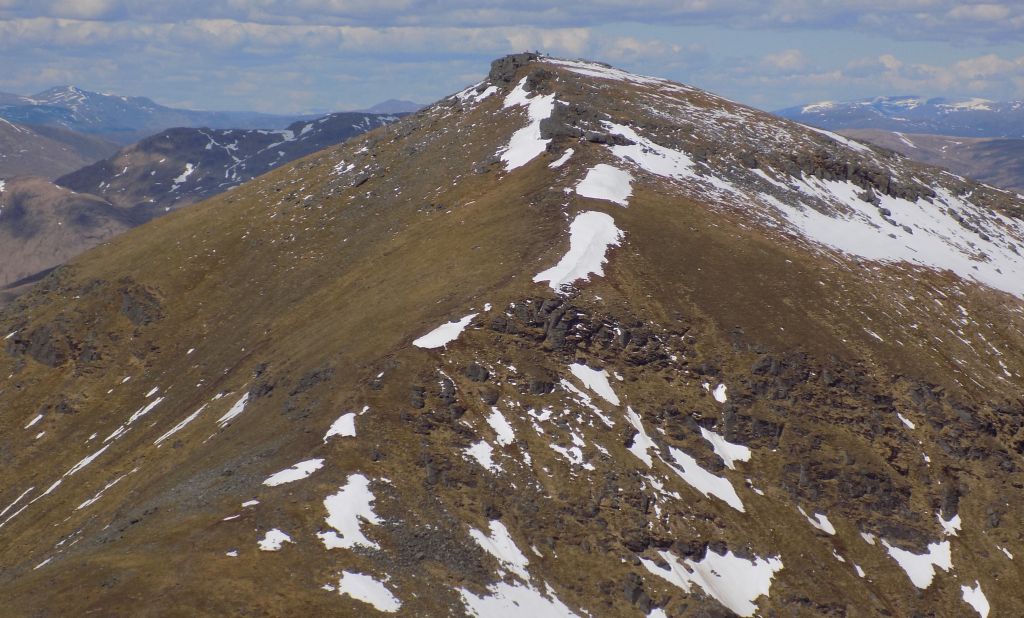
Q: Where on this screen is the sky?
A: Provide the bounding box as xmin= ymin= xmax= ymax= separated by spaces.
xmin=2 ymin=1 xmax=1024 ymax=114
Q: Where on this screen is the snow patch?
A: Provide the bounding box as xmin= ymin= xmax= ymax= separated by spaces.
xmin=459 ymin=581 xmax=580 ymax=618
xmin=336 ymin=571 xmax=402 ymax=613
xmin=666 ymin=446 xmax=744 ymax=512
xmin=624 ymin=407 xmax=656 ymax=467
xmin=938 ymin=512 xmax=961 ymax=536
xmin=798 ymin=507 xmax=836 ymax=535
xmin=882 ymin=539 xmax=952 ymax=589
xmin=413 ymin=313 xmax=476 ymax=349
xmin=500 ymin=77 xmax=556 ymax=170
xmin=469 ymin=520 xmax=531 ymax=581
xmin=534 ymin=211 xmax=623 ymax=292
xmin=641 ymin=548 xmax=783 ymax=617
xmin=325 ymin=412 xmax=357 ymax=441
xmin=258 ymin=528 xmax=292 ymax=551
xmin=466 ymin=440 xmax=500 ymax=472
xmin=699 ymin=427 xmax=751 ymax=470
xmin=318 ymin=474 xmax=381 ymax=550
xmin=486 ymin=407 xmax=516 ymax=446
xmin=567 ymin=363 xmax=620 ymax=406
xmin=961 ymin=581 xmax=990 ymax=617
xmin=575 ymin=164 xmax=633 ymax=206
xmin=263 ymin=459 xmax=325 ymax=486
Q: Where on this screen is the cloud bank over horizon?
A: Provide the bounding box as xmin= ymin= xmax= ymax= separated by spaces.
xmin=1 ymin=1 xmax=1023 ymax=114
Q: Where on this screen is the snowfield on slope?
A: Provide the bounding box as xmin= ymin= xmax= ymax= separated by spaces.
xmin=547 ymin=56 xmax=1024 ymax=300
xmin=500 ymin=77 xmax=556 ymax=170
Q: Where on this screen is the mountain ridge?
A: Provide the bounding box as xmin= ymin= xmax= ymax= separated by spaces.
xmin=0 ymin=85 xmax=320 ymax=144
xmin=776 ymin=94 xmax=1024 ymax=138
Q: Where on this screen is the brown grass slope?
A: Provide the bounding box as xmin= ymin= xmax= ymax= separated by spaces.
xmin=1 ymin=55 xmax=1023 ymax=617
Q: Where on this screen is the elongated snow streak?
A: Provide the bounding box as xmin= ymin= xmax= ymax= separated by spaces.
xmin=534 ymin=211 xmax=623 ymax=292
xmin=549 ymin=148 xmax=574 ymax=168
xmin=217 ymin=393 xmax=250 ymax=427
xmin=413 ymin=313 xmax=476 ymax=349
xmin=76 ymin=470 xmax=134 ymax=510
xmin=641 ymin=549 xmax=783 ymax=617
xmin=469 ymin=521 xmax=530 ymax=581
xmin=105 ymin=397 xmax=166 ymax=443
xmin=263 ymin=459 xmax=324 ymax=486
xmin=665 ymin=446 xmax=745 ymax=512
xmin=154 ymin=404 xmax=207 ymax=446
xmin=0 ymin=487 xmax=33 ymax=520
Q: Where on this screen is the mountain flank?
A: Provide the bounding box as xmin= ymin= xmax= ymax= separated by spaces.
xmin=0 ymin=54 xmax=1022 ymax=617
xmin=838 ymin=129 xmax=1024 ymax=192
xmin=0 ymin=117 xmax=119 ymax=179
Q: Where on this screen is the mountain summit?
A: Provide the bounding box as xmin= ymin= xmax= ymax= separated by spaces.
xmin=1 ymin=54 xmax=1022 ymax=616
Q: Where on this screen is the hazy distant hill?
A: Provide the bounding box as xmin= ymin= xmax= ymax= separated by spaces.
xmin=776 ymin=95 xmax=1024 ymax=138
xmin=0 ymin=86 xmax=317 ymax=144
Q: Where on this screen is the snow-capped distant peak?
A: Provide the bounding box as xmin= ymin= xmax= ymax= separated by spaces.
xmin=937 ymin=97 xmax=995 ymax=112
xmin=800 ymin=101 xmax=837 ymax=114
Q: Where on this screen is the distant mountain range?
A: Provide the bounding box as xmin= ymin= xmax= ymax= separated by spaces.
xmin=57 ymin=112 xmax=399 ymax=214
xmin=776 ymin=95 xmax=1024 ymax=138
xmin=0 ymin=86 xmax=319 ymax=144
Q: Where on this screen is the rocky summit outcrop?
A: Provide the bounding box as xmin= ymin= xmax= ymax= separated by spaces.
xmin=1 ymin=55 xmax=1023 ymax=617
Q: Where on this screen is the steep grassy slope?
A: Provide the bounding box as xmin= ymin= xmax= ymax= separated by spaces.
xmin=1 ymin=55 xmax=1023 ymax=617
